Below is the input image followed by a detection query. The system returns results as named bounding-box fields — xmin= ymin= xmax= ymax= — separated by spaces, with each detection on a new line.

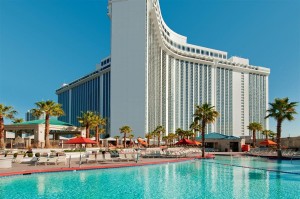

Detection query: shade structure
xmin=65 ymin=137 xmax=97 ymax=145
xmin=176 ymin=138 xmax=198 ymax=145
xmin=259 ymin=139 xmax=277 ymax=146
xmin=65 ymin=137 xmax=96 ymax=167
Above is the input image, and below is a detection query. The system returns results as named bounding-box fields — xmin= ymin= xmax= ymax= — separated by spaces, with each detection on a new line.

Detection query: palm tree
xmin=247 ymin=122 xmax=263 ymax=147
xmin=175 ymin=128 xmax=184 ymax=140
xmin=77 ymin=111 xmax=95 ymax=139
xmin=91 ymin=114 xmax=106 ymax=147
xmin=194 ymin=103 xmax=219 ymax=158
xmin=145 ymin=132 xmax=153 ymax=147
xmin=154 ymin=125 xmax=165 ymax=146
xmin=168 ymin=133 xmax=176 ymax=146
xmin=262 ymin=130 xmax=275 ymax=140
xmin=32 ymin=100 xmax=64 ymax=148
xmin=12 ymin=118 xmax=23 ymax=124
xmin=190 ymin=121 xmax=201 ymax=139
xmin=119 ymin=125 xmax=132 ymax=148
xmin=114 ymin=136 xmax=120 ymax=147
xmin=0 ymin=104 xmax=17 ymax=148
xmin=162 ymin=136 xmax=168 ymax=146
xmin=265 ymin=97 xmax=298 ymax=158
xmin=129 ymin=134 xmax=134 ymax=147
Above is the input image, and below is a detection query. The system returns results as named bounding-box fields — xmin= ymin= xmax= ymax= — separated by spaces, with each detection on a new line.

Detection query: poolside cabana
xmin=4 ymin=119 xmax=85 ymax=148
xmin=196 ymin=133 xmax=245 ymax=152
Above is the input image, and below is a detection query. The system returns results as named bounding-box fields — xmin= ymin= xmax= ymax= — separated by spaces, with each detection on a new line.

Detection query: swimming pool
xmin=0 ymin=157 xmax=299 ymax=199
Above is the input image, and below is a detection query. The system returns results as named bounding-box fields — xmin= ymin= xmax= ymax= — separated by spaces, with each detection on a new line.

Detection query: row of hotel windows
xmin=155 ymin=2 xmax=226 ymax=59
xmin=153 ymin=1 xmax=227 ymax=60
xmin=101 ymin=58 xmax=111 ymax=66
xmin=161 ymin=27 xmax=226 ymax=59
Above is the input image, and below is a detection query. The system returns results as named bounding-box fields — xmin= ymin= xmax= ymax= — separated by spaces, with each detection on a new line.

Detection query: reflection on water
xmin=0 ymin=157 xmax=300 ymax=199
xmin=37 ymin=175 xmax=45 ymax=195
xmin=248 ymin=171 xmax=265 ymax=180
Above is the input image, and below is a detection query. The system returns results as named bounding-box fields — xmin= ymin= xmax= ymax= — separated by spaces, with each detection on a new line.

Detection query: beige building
xmin=196 ymin=133 xmax=245 ymax=152
xmin=4 ymin=119 xmax=85 ymax=148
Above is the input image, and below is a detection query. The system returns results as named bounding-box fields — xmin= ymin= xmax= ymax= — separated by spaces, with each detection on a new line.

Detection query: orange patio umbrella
xmin=193 ymin=140 xmax=202 ymax=146
xmin=259 ymin=139 xmax=277 ymax=146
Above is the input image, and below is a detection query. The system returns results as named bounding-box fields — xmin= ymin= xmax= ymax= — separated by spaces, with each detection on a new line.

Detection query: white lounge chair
xmin=12 ymin=155 xmax=24 ymax=163
xmin=47 ymin=157 xmax=58 ymax=165
xmin=36 ymin=157 xmax=48 ymax=166
xmin=86 ymin=155 xmax=97 ymax=163
xmin=104 ymin=153 xmax=114 ymax=162
xmin=117 ymin=153 xmax=129 ymax=162
xmin=57 ymin=156 xmax=67 ymax=165
xmin=97 ymin=154 xmax=105 ymax=162
xmin=126 ymin=153 xmax=137 ymax=161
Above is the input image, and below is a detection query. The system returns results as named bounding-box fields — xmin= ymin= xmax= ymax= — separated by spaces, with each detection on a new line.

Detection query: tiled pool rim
xmin=0 ymin=158 xmax=194 ymax=178
xmin=1 ymin=157 xmax=299 ymax=178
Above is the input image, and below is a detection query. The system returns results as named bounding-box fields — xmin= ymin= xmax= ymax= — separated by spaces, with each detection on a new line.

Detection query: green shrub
xmin=35 ymin=152 xmax=41 ymax=157
xmin=27 ymin=153 xmax=33 ymax=157
xmin=63 ymin=149 xmax=86 ymax=152
xmin=13 ymin=153 xmax=18 ymax=158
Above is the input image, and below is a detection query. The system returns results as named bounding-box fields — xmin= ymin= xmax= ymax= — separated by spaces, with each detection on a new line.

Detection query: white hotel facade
xmin=57 ymin=0 xmax=270 ymax=138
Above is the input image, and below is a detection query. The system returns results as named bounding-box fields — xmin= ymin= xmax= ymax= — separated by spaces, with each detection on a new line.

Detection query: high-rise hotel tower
xmin=56 ymin=0 xmax=270 ymax=138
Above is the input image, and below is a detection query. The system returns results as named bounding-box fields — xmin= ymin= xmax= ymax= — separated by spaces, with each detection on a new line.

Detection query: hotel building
xmin=56 ymin=0 xmax=270 ymax=138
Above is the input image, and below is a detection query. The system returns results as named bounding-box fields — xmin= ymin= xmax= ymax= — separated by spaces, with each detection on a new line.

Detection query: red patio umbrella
xmin=65 ymin=137 xmax=97 ymax=145
xmin=175 ymin=138 xmax=197 ymax=145
xmin=65 ymin=137 xmax=97 ymax=167
xmin=259 ymin=139 xmax=277 ymax=146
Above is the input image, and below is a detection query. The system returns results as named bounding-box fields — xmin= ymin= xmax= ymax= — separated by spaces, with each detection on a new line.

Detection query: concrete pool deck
xmin=0 ymin=152 xmax=248 ymax=177
xmin=0 ymin=157 xmax=197 ymax=177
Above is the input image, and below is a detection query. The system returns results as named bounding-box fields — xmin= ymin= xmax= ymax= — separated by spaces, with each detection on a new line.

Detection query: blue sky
xmin=0 ymin=0 xmax=299 ymax=137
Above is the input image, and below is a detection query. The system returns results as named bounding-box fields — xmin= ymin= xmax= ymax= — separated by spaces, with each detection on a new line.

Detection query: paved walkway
xmin=0 ymin=152 xmax=247 ymax=177
xmin=0 ymin=157 xmax=195 ymax=177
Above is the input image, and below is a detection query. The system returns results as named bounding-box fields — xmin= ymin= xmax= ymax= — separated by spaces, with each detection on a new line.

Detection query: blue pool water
xmin=0 ymin=157 xmax=299 ymax=199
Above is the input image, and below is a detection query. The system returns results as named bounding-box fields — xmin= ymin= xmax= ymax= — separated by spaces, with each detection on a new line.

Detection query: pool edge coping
xmin=0 ymin=158 xmax=194 ymax=177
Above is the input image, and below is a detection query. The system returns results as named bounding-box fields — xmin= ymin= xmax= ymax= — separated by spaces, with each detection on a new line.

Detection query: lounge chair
xmin=127 ymin=153 xmax=137 ymax=161
xmin=29 ymin=157 xmax=39 ymax=164
xmin=117 ymin=153 xmax=129 ymax=162
xmin=104 ymin=153 xmax=114 ymax=162
xmin=47 ymin=157 xmax=59 ymax=165
xmin=57 ymin=156 xmax=67 ymax=165
xmin=97 ymin=154 xmax=105 ymax=162
xmin=12 ymin=155 xmax=23 ymax=163
xmin=36 ymin=157 xmax=48 ymax=166
xmin=86 ymin=154 xmax=97 ymax=163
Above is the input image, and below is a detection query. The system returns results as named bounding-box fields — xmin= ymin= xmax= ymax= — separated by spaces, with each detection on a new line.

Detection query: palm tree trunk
xmin=0 ymin=116 xmax=5 ymax=149
xmin=124 ymin=133 xmax=126 ymax=148
xmin=147 ymin=137 xmax=150 ymax=148
xmin=277 ymin=120 xmax=282 ymax=158
xmin=130 ymin=138 xmax=132 ymax=148
xmin=202 ymin=121 xmax=206 ymax=158
xmin=44 ymin=114 xmax=51 ymax=148
xmin=86 ymin=126 xmax=91 ymax=148
xmin=95 ymin=126 xmax=99 ymax=147
xmin=253 ymin=130 xmax=256 ymax=148
xmin=158 ymin=133 xmax=160 ymax=146
xmin=86 ymin=125 xmax=90 ymax=138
